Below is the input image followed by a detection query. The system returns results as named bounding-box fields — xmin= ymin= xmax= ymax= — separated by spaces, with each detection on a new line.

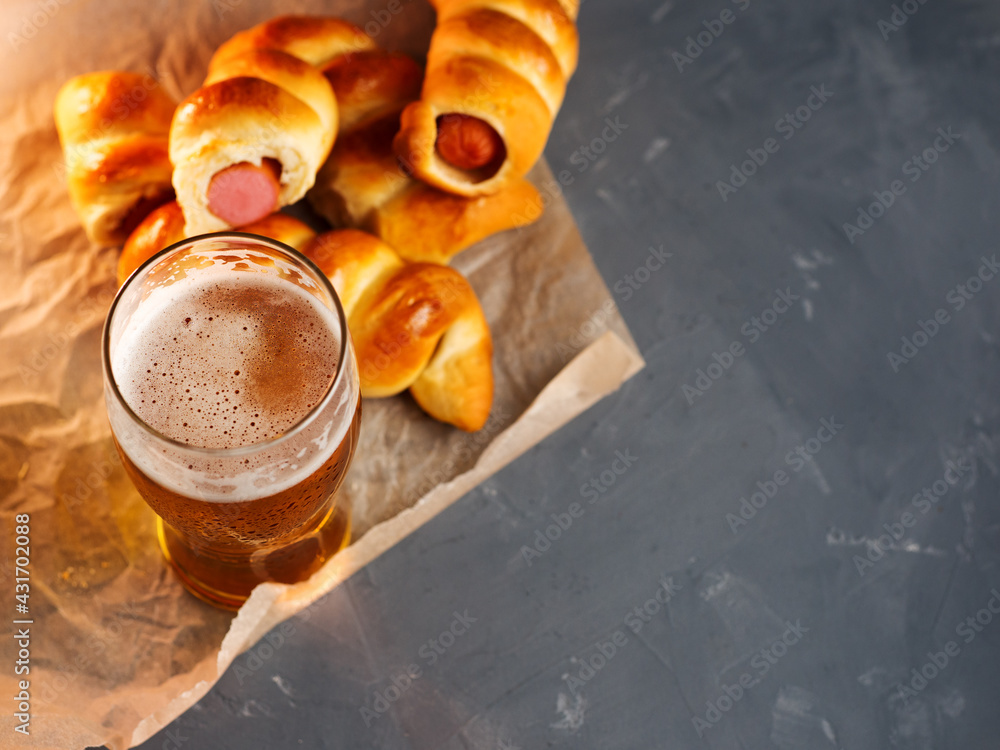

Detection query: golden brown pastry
xmin=54 ymin=71 xmax=177 ymax=246
xmin=235 ymin=211 xmax=317 ymax=252
xmin=372 ymin=177 xmax=542 ymax=264
xmin=308 ymin=49 xmax=543 ymax=264
xmin=117 ymin=201 xmax=315 ymax=285
xmin=210 ymin=15 xmax=376 ymax=69
xmin=302 ymin=229 xmax=493 ymax=430
xmin=170 ymin=47 xmax=337 ymax=235
xmin=393 ymin=0 xmax=580 ymax=197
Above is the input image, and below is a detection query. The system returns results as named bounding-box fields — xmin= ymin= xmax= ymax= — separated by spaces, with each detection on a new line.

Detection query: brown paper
xmin=0 ymin=2 xmax=644 ymax=748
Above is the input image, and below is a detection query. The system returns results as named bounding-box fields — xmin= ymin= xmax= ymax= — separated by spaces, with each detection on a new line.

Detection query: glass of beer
xmin=102 ymin=233 xmax=361 ymax=609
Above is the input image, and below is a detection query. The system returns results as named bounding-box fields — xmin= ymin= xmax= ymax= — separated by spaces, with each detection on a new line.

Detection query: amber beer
xmin=103 ymin=235 xmax=361 ymax=609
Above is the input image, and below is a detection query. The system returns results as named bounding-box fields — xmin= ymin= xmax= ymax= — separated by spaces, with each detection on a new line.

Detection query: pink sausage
xmin=207 ymin=159 xmax=282 ymax=227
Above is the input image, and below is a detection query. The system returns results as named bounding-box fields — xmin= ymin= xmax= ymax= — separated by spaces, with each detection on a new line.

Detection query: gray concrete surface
xmin=128 ymin=0 xmax=1000 ymax=747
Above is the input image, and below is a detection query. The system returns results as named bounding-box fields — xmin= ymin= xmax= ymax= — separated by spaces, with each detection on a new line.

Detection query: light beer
xmin=104 ymin=236 xmax=361 ymax=608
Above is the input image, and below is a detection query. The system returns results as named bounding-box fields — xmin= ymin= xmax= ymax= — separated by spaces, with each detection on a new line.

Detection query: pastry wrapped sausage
xmin=303 ymin=229 xmax=494 ymax=430
xmin=54 ymin=71 xmax=176 ymax=246
xmin=309 ymin=48 xmax=543 ymax=264
xmin=393 ymin=0 xmax=580 ymax=197
xmin=170 ymin=46 xmax=337 ymax=235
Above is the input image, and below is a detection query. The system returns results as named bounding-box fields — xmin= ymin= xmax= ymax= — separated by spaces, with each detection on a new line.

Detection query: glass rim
xmin=102 ymin=231 xmax=353 ymax=459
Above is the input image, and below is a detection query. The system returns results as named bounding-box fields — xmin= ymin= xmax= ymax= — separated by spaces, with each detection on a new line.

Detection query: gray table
xmin=128 ymin=0 xmax=1000 ymax=747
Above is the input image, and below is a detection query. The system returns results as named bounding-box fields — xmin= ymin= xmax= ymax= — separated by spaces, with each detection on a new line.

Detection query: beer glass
xmin=102 ymin=233 xmax=361 ymax=609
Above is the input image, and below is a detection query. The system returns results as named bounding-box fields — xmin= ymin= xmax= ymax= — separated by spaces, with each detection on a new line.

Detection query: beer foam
xmin=111 ymin=266 xmax=357 ymax=502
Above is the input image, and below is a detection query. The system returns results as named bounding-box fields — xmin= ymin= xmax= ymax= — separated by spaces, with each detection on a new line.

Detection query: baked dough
xmin=54 ymin=71 xmax=176 ymax=246
xmin=309 ymin=49 xmax=543 ymax=264
xmin=393 ymin=0 xmax=579 ymax=197
xmin=170 ymin=47 xmax=336 ymax=234
xmin=118 ymin=201 xmax=315 ymax=284
xmin=303 ymin=229 xmax=494 ymax=430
